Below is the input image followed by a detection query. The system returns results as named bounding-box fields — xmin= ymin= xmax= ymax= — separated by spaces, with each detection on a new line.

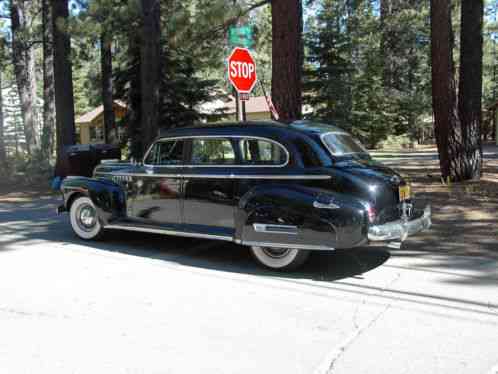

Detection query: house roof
xmin=75 ymin=100 xmax=127 ymax=124
xmin=198 ymin=96 xmax=271 ymax=115
xmin=225 ymin=96 xmax=270 ymax=114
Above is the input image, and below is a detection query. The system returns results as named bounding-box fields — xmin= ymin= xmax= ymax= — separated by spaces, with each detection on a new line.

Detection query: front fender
xmin=61 ymin=177 xmax=126 ymax=225
xmin=236 ymin=184 xmax=368 ymax=250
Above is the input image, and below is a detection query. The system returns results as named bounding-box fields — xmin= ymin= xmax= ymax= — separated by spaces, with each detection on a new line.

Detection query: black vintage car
xmin=59 ymin=120 xmax=431 ymax=270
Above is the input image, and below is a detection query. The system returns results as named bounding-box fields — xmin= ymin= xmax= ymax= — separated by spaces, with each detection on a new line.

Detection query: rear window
xmin=321 ymin=133 xmax=368 ymax=156
xmin=238 ymin=138 xmax=288 ymax=166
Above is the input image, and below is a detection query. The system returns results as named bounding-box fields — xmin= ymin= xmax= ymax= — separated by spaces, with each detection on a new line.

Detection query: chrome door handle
xmin=313 ymin=200 xmax=340 ymax=209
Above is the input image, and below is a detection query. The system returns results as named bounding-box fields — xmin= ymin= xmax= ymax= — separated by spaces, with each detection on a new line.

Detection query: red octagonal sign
xmin=227 ymin=47 xmax=257 ymax=94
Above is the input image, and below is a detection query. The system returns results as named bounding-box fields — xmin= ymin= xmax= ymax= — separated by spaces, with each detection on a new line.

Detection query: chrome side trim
xmin=142 ymin=135 xmax=290 ymax=168
xmin=313 ymin=200 xmax=340 ymax=209
xmin=96 ymin=172 xmax=331 ymax=180
xmin=63 ymin=186 xmax=88 ymax=192
xmin=253 ymin=223 xmax=298 ymax=235
xmin=242 ymin=240 xmax=335 ymax=251
xmin=104 ymin=225 xmax=335 ymax=251
xmin=104 ymin=224 xmax=234 ymax=241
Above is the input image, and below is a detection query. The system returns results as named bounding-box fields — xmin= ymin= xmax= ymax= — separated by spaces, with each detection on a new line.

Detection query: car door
xmin=130 ymin=139 xmax=185 ymax=227
xmin=182 ymin=137 xmax=238 ymax=238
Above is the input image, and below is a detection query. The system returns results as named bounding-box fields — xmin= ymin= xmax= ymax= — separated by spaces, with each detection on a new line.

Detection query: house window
xmin=89 ymin=124 xmax=104 ymax=143
xmin=75 ymin=125 xmax=81 ymax=144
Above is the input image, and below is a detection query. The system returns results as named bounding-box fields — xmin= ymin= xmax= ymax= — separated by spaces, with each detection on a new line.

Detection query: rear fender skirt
xmin=236 ymin=184 xmax=369 ymax=249
xmin=236 ymin=184 xmax=338 ymax=248
xmin=61 ymin=177 xmax=126 ymax=226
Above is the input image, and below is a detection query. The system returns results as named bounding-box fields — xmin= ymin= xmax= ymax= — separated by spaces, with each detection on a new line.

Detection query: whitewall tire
xmin=69 ymin=196 xmax=104 ymax=240
xmin=249 ymin=246 xmax=310 ymax=271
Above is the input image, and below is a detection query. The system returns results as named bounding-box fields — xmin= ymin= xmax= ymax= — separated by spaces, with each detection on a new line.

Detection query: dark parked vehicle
xmin=58 ymin=121 xmax=431 ymax=270
xmin=56 ymin=144 xmax=121 ymax=178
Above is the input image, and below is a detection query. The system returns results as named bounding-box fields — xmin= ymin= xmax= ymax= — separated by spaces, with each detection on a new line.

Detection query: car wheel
xmin=69 ymin=196 xmax=105 ymax=240
xmin=249 ymin=246 xmax=310 ymax=271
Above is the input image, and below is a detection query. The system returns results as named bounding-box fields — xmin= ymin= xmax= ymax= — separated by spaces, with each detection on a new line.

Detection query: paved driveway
xmin=0 ymin=197 xmax=497 ymax=374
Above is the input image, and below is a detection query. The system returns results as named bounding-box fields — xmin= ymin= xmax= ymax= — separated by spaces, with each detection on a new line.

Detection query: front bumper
xmin=368 ymin=204 xmax=432 ymax=242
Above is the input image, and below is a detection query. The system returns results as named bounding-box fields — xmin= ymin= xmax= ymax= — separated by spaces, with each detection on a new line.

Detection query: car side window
xmin=239 ymin=138 xmax=288 ymax=166
xmin=144 ymin=140 xmax=184 ymax=165
xmin=191 ymin=138 xmax=236 ymax=165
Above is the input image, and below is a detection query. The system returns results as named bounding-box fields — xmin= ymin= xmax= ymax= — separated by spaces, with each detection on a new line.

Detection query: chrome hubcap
xmin=77 ymin=204 xmax=96 ymax=230
xmin=261 ymin=247 xmax=291 ymax=259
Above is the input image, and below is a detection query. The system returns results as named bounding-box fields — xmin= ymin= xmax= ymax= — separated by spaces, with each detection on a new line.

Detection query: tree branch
xmin=198 ymin=0 xmax=271 ymax=40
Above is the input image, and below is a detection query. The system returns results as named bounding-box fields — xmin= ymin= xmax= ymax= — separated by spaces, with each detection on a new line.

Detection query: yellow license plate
xmin=399 ymin=185 xmax=411 ymax=201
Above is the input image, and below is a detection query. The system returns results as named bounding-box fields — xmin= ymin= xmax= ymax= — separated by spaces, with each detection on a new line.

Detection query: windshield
xmin=321 ymin=132 xmax=369 ymax=157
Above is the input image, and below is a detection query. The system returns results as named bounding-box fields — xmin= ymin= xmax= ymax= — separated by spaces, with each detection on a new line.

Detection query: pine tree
xmin=52 ymin=0 xmax=76 ymax=170
xmin=458 ymin=0 xmax=484 ymax=180
xmin=10 ymin=0 xmax=40 ymax=156
xmin=140 ymin=0 xmax=161 ymax=153
xmin=430 ymin=0 xmax=484 ymax=181
xmin=271 ymin=0 xmax=303 ymax=123
xmin=305 ymin=0 xmax=354 ymax=130
xmin=0 ymin=66 xmax=6 ymax=169
xmin=42 ymin=0 xmax=56 ymax=159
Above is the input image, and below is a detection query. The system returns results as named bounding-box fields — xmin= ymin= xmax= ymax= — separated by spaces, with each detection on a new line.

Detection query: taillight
xmin=367 ymin=205 xmax=376 ymax=223
xmin=361 ymin=202 xmax=376 ymax=223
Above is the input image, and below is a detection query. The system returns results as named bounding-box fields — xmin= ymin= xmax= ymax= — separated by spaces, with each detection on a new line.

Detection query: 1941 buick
xmin=58 ymin=120 xmax=431 ymax=270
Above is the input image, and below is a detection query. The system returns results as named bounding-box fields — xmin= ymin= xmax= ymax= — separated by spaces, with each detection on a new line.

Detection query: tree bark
xmin=271 ymin=0 xmax=303 ymax=123
xmin=10 ymin=0 xmax=39 ymax=156
xmin=0 ymin=69 xmax=6 ymax=168
xmin=101 ymin=33 xmax=116 ymax=145
xmin=457 ymin=0 xmax=484 ymax=180
xmin=42 ymin=0 xmax=56 ymax=159
xmin=52 ymin=0 xmax=76 ymax=170
xmin=140 ymin=0 xmax=161 ymax=154
xmin=430 ymin=0 xmax=463 ymax=181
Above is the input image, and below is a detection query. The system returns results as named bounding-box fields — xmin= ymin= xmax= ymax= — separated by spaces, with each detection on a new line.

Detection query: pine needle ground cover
xmin=372 ymin=144 xmax=498 ymax=259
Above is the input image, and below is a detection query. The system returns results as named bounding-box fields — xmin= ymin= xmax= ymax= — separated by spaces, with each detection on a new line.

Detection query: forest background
xmin=0 ymin=0 xmax=497 ymax=183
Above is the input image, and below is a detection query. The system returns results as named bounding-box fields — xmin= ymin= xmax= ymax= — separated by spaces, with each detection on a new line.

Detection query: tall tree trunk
xmin=457 ymin=0 xmax=484 ymax=180
xmin=0 ymin=69 xmax=6 ymax=168
xmin=101 ymin=33 xmax=116 ymax=145
xmin=52 ymin=0 xmax=76 ymax=172
xmin=10 ymin=0 xmax=39 ymax=156
xmin=42 ymin=0 xmax=56 ymax=159
xmin=125 ymin=31 xmax=142 ymax=159
xmin=140 ymin=0 xmax=161 ymax=155
xmin=430 ymin=0 xmax=461 ymax=181
xmin=271 ymin=0 xmax=303 ymax=123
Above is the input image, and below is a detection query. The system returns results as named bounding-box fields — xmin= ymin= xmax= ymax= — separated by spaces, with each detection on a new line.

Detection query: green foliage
xmin=304 ymin=0 xmax=432 ymax=148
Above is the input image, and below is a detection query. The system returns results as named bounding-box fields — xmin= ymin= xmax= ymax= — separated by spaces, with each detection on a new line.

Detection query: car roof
xmin=157 ymin=120 xmax=346 ymax=141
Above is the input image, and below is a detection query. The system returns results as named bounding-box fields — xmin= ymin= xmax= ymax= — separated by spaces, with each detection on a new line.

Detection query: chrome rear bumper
xmin=368 ymin=204 xmax=432 ymax=242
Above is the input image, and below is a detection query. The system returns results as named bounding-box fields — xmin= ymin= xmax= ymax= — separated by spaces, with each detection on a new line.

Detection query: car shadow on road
xmin=60 ymin=228 xmax=390 ymax=282
xmin=0 ymin=199 xmax=389 ymax=282
xmin=164 ymin=241 xmax=391 ymax=282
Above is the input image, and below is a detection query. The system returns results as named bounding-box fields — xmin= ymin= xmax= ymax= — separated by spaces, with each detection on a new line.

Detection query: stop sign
xmin=227 ymin=47 xmax=257 ymax=94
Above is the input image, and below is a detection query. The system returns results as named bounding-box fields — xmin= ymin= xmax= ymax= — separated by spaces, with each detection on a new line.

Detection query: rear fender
xmin=236 ymin=184 xmax=368 ymax=249
xmin=61 ymin=177 xmax=126 ymax=225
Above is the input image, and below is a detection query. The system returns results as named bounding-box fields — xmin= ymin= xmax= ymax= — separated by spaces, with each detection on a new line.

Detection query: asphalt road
xmin=0 ymin=197 xmax=497 ymax=374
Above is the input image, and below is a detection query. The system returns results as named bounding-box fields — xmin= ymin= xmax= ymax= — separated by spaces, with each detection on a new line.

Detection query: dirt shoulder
xmin=373 ymin=146 xmax=498 ymax=259
xmin=0 ymin=181 xmax=57 ymax=202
